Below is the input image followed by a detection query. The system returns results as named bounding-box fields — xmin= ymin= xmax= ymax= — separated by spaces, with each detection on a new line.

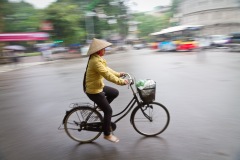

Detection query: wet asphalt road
xmin=0 ymin=48 xmax=240 ymax=160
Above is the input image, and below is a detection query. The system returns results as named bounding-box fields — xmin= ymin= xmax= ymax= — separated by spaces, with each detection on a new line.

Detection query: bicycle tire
xmin=64 ymin=106 xmax=103 ymax=143
xmin=131 ymin=102 xmax=170 ymax=136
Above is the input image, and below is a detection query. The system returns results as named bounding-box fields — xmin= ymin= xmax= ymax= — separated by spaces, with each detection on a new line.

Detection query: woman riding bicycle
xmin=83 ymin=38 xmax=129 ymax=143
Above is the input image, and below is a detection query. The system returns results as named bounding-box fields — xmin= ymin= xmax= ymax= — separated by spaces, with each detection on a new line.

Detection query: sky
xmin=9 ymin=0 xmax=172 ymax=12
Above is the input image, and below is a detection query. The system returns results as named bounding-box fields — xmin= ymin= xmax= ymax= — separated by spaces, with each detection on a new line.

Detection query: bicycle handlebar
xmin=123 ymin=73 xmax=134 ymax=85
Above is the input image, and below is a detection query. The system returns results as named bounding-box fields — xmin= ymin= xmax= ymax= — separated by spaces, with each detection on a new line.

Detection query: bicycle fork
xmin=140 ymin=104 xmax=153 ymax=122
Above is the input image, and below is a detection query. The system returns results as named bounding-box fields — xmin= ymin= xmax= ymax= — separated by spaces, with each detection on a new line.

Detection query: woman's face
xmin=98 ymin=49 xmax=105 ymax=56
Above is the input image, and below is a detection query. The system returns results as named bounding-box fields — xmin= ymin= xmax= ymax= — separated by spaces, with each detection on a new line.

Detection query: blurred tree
xmin=0 ymin=0 xmax=9 ymax=57
xmin=168 ymin=0 xmax=181 ymax=26
xmin=170 ymin=0 xmax=181 ymax=22
xmin=133 ymin=12 xmax=171 ymax=41
xmin=170 ymin=0 xmax=181 ymax=15
xmin=84 ymin=0 xmax=129 ymax=39
xmin=3 ymin=1 xmax=41 ymax=32
xmin=0 ymin=0 xmax=8 ymax=33
xmin=44 ymin=3 xmax=85 ymax=44
xmin=55 ymin=0 xmax=129 ymax=39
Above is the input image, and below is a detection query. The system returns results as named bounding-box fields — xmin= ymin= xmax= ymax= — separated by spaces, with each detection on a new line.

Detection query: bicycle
xmin=59 ymin=73 xmax=170 ymax=143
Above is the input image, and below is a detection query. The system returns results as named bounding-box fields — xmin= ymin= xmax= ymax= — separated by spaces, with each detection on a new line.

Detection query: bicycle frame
xmin=62 ymin=73 xmax=170 ymax=142
xmin=111 ymin=73 xmax=144 ymax=123
xmin=62 ymin=74 xmax=146 ymax=128
xmin=112 ymin=92 xmax=140 ymax=123
xmin=84 ymin=73 xmax=143 ymax=124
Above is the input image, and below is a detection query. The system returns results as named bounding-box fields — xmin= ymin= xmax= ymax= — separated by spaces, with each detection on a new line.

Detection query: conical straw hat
xmin=87 ymin=38 xmax=112 ymax=55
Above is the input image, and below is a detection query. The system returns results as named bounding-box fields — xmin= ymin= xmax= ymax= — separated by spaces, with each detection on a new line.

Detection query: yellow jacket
xmin=85 ymin=54 xmax=125 ymax=94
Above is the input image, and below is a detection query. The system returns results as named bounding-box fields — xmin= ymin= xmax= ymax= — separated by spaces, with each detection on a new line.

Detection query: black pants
xmin=86 ymin=86 xmax=119 ymax=136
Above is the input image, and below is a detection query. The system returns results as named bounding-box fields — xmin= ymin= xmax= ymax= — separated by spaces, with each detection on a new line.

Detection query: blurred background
xmin=1 ymin=1 xmax=240 ymax=160
xmin=0 ymin=0 xmax=240 ymax=63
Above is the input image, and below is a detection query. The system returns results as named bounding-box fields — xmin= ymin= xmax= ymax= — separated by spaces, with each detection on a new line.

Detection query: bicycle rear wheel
xmin=131 ymin=102 xmax=170 ymax=136
xmin=64 ymin=107 xmax=103 ymax=143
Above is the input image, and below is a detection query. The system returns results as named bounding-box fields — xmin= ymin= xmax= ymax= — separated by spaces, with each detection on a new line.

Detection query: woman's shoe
xmin=104 ymin=134 xmax=119 ymax=143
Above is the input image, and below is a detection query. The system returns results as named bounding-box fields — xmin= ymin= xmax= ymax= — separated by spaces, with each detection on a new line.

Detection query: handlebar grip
xmin=124 ymin=73 xmax=134 ymax=85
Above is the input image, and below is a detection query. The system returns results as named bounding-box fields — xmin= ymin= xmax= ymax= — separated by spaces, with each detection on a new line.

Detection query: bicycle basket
xmin=137 ymin=80 xmax=156 ymax=103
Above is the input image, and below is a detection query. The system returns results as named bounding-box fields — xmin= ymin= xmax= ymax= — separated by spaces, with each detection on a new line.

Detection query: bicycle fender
xmin=62 ymin=110 xmax=72 ymax=124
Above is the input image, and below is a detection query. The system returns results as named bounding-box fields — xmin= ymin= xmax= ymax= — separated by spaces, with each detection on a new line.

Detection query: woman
xmin=83 ymin=38 xmax=128 ymax=143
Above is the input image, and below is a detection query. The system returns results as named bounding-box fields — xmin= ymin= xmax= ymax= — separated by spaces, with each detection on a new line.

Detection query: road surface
xmin=0 ymin=48 xmax=240 ymax=160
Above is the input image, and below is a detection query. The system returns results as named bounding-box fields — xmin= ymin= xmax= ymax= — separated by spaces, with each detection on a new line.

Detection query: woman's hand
xmin=120 ymin=72 xmax=129 ymax=85
xmin=124 ymin=79 xmax=130 ymax=85
xmin=120 ymin=72 xmax=126 ymax=77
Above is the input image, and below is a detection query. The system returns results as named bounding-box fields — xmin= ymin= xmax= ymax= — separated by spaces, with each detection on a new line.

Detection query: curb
xmin=0 ymin=56 xmax=88 ymax=74
xmin=0 ymin=51 xmax=121 ymax=74
xmin=0 ymin=61 xmax=51 ymax=73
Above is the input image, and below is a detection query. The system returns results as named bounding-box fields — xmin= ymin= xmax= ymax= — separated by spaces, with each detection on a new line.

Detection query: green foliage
xmin=19 ymin=52 xmax=41 ymax=57
xmin=87 ymin=0 xmax=101 ymax=11
xmin=131 ymin=0 xmax=182 ymax=41
xmin=45 ymin=0 xmax=129 ymax=42
xmin=133 ymin=12 xmax=172 ymax=40
xmin=3 ymin=1 xmax=41 ymax=32
xmin=44 ymin=3 xmax=85 ymax=44
xmin=0 ymin=0 xmax=7 ymax=32
xmin=1 ymin=0 xmax=174 ymax=45
xmin=171 ymin=0 xmax=181 ymax=14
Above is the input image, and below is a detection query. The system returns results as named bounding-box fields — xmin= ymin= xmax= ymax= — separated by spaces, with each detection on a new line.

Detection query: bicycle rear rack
xmin=68 ymin=102 xmax=95 ymax=109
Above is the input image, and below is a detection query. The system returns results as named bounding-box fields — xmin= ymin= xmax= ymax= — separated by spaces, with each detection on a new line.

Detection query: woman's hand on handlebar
xmin=120 ymin=72 xmax=126 ymax=77
xmin=120 ymin=72 xmax=133 ymax=85
xmin=120 ymin=72 xmax=130 ymax=85
xmin=124 ymin=79 xmax=130 ymax=85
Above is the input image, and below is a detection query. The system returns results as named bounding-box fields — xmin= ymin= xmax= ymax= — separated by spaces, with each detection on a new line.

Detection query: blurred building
xmin=179 ymin=0 xmax=240 ymax=35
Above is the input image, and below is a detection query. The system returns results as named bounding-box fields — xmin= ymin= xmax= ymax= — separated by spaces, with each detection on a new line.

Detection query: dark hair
xmin=83 ymin=55 xmax=92 ymax=93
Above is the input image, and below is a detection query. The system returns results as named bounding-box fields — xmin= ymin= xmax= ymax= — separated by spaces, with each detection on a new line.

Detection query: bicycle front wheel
xmin=131 ymin=102 xmax=170 ymax=136
xmin=64 ymin=107 xmax=103 ymax=143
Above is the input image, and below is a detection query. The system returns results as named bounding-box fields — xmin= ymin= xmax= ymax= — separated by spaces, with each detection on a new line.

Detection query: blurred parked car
xmin=224 ymin=33 xmax=240 ymax=52
xmin=133 ymin=43 xmax=146 ymax=49
xmin=51 ymin=47 xmax=68 ymax=54
xmin=209 ymin=35 xmax=230 ymax=47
